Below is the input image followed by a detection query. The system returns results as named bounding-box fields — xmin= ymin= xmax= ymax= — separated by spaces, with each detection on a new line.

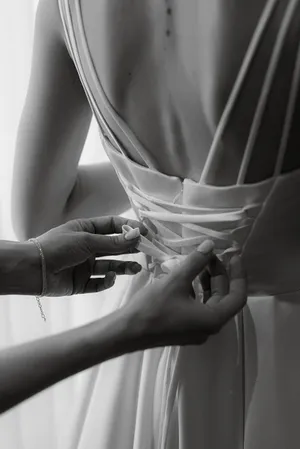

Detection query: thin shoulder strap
xmin=200 ymin=0 xmax=279 ymax=184
xmin=62 ymin=0 xmax=159 ymax=170
xmin=273 ymin=35 xmax=300 ymax=176
xmin=237 ymin=0 xmax=300 ymax=184
xmin=59 ymin=0 xmax=157 ymax=170
xmin=58 ymin=0 xmax=129 ymax=156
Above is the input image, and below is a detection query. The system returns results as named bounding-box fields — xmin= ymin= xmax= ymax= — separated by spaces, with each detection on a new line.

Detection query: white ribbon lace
xmin=122 ymin=182 xmax=251 ymax=298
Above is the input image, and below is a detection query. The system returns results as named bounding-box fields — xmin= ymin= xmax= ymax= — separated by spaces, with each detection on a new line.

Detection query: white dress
xmin=57 ymin=0 xmax=300 ymax=448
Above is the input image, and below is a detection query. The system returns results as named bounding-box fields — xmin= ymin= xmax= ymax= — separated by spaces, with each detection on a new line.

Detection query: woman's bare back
xmin=77 ymin=0 xmax=300 ymax=184
xmin=12 ymin=0 xmax=300 ymax=240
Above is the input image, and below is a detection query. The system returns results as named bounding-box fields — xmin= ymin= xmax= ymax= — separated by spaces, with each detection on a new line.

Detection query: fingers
xmin=83 ymin=272 xmax=116 ymax=294
xmin=84 ymin=231 xmax=141 ymax=256
xmin=199 ymin=269 xmax=211 ymax=303
xmin=93 ymin=259 xmax=142 ymax=276
xmin=68 ymin=216 xmax=148 ymax=237
xmin=205 ymin=255 xmax=229 ymax=306
xmin=213 ymin=255 xmax=247 ymax=323
xmin=83 ymin=259 xmax=143 ymax=294
xmin=170 ymin=240 xmax=214 ymax=285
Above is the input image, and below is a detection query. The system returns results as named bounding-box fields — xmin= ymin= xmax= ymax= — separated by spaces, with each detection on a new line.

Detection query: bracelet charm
xmin=29 ymin=238 xmax=47 ymax=322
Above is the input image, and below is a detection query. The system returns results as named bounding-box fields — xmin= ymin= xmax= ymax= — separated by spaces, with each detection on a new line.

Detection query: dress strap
xmin=200 ymin=0 xmax=279 ymax=184
xmin=60 ymin=0 xmax=159 ymax=171
xmin=273 ymin=35 xmax=300 ymax=176
xmin=58 ymin=0 xmax=128 ymax=156
xmin=237 ymin=0 xmax=300 ymax=184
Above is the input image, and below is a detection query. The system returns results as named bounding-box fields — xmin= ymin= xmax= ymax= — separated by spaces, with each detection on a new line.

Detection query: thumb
xmin=171 ymin=240 xmax=215 ymax=285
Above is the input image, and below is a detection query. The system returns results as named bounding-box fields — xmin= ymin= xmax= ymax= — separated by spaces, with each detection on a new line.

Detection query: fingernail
xmin=124 ymin=228 xmax=140 ymax=241
xmin=130 ymin=263 xmax=142 ymax=274
xmin=197 ymin=240 xmax=214 ymax=254
xmin=105 ymin=272 xmax=116 ymax=287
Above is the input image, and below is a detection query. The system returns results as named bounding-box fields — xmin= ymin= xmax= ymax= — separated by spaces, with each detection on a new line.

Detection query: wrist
xmin=115 ymin=304 xmax=159 ymax=353
xmin=0 ymin=240 xmax=42 ymax=296
xmin=80 ymin=306 xmax=152 ymax=366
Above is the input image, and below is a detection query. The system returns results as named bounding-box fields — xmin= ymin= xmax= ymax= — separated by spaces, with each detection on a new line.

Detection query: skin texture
xmin=12 ymin=0 xmax=300 ymax=240
xmin=79 ymin=0 xmax=300 ymax=182
xmin=0 ymin=216 xmax=147 ymax=296
xmin=0 ymin=230 xmax=246 ymax=415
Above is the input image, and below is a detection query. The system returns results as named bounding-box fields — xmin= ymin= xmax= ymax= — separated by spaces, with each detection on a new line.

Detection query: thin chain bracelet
xmin=29 ymin=238 xmax=47 ymax=322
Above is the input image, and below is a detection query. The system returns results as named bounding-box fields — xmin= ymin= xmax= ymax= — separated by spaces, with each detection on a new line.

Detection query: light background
xmin=0 ymin=2 xmax=113 ymax=447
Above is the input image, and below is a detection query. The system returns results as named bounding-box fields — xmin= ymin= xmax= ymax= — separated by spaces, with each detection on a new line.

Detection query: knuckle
xmin=67 ymin=219 xmax=82 ymax=231
xmin=73 ymin=218 xmax=94 ymax=234
xmin=74 ymin=218 xmax=86 ymax=230
xmin=83 ymin=232 xmax=93 ymax=249
xmin=110 ymin=234 xmax=121 ymax=247
xmin=110 ymin=216 xmax=120 ymax=233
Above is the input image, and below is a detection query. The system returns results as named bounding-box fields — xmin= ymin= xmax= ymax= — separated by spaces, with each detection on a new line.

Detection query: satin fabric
xmin=57 ymin=0 xmax=300 ymax=447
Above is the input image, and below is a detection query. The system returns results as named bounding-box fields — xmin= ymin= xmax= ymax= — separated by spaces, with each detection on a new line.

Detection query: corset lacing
xmin=121 ymin=182 xmax=254 ymax=298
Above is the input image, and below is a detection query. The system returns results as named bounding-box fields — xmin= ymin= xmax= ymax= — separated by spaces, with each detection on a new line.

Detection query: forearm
xmin=0 ymin=240 xmax=41 ymax=296
xmin=0 ymin=307 xmax=144 ymax=414
xmin=63 ymin=162 xmax=130 ymax=223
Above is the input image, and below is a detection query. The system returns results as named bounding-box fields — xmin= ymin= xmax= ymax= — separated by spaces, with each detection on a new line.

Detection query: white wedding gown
xmin=54 ymin=0 xmax=300 ymax=448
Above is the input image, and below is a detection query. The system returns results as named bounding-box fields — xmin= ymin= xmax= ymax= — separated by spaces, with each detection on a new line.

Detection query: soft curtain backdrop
xmin=0 ymin=1 xmax=113 ymax=447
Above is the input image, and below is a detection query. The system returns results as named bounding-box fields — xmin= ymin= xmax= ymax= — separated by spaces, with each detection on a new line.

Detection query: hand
xmin=28 ymin=216 xmax=147 ymax=296
xmin=127 ymin=240 xmax=247 ymax=347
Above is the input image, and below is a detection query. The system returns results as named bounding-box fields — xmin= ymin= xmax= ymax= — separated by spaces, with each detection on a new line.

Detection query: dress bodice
xmin=53 ymin=6 xmax=300 ymax=447
xmin=58 ymin=0 xmax=300 ymax=296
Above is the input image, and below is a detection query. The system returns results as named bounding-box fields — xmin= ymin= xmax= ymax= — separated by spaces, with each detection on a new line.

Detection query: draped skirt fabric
xmin=56 ymin=271 xmax=300 ymax=449
xmin=57 ymin=250 xmax=243 ymax=449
